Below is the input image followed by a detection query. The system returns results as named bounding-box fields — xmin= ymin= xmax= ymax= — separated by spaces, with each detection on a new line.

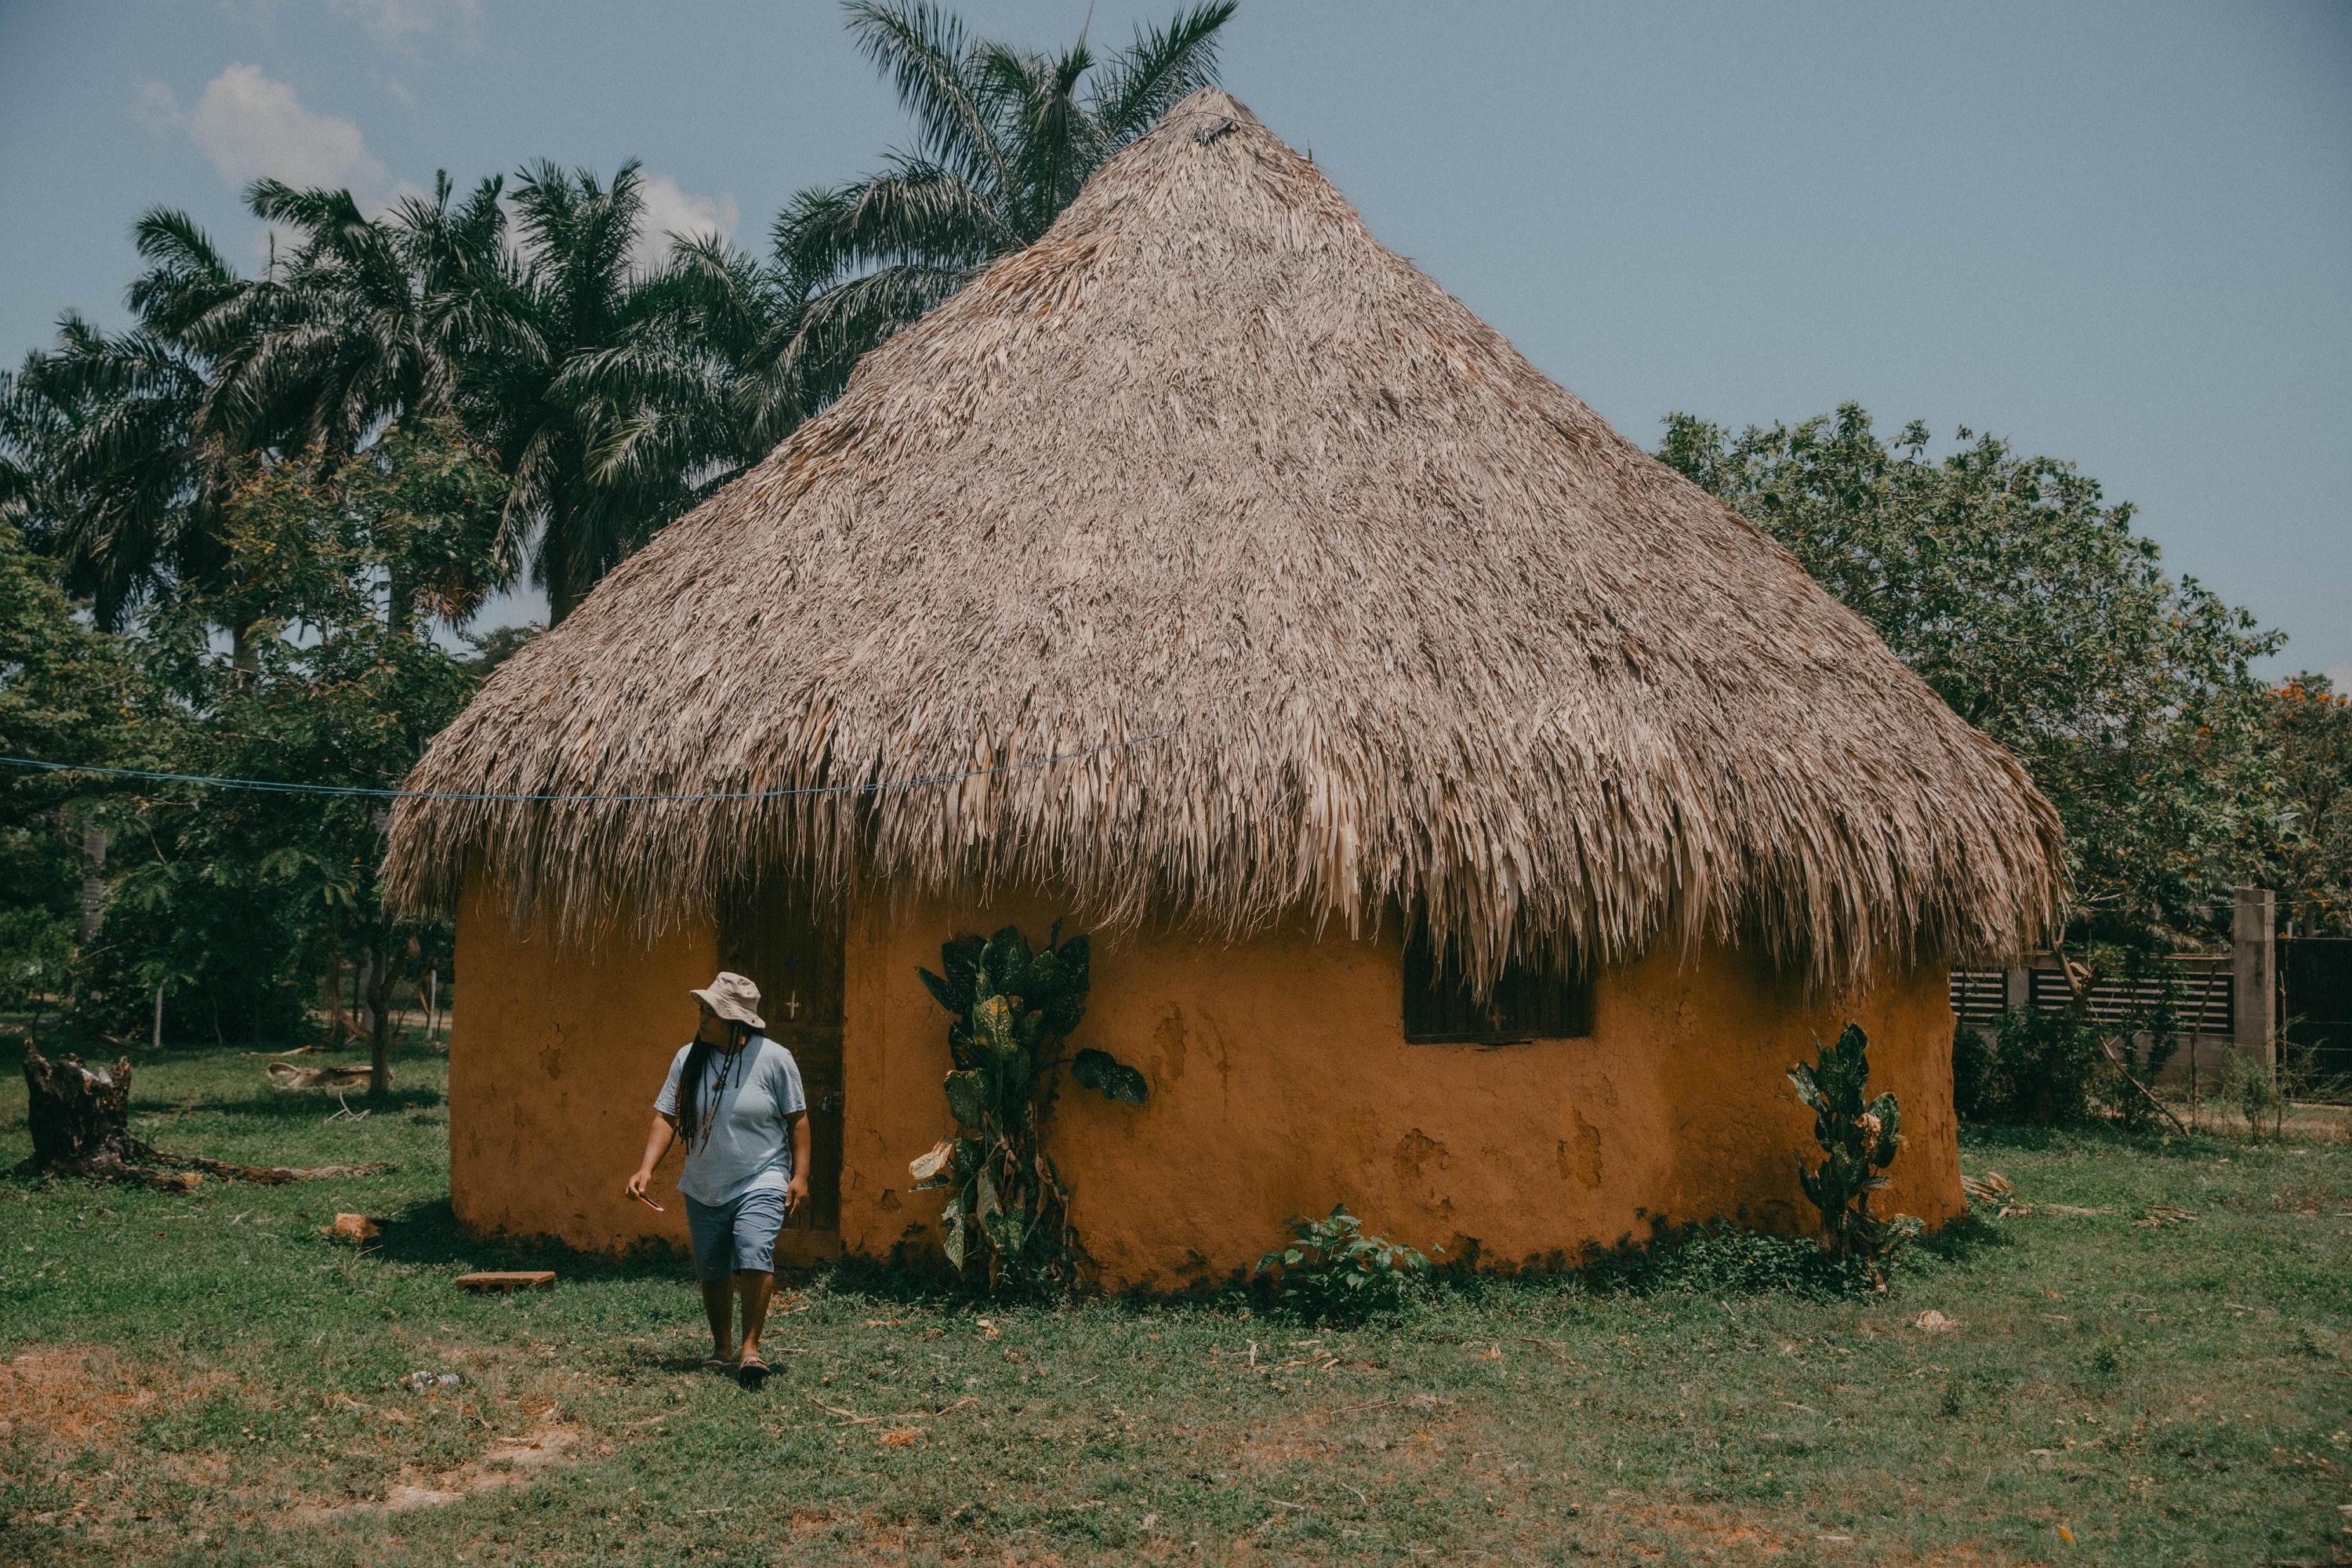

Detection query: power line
xmin=0 ymin=728 xmax=1178 ymax=805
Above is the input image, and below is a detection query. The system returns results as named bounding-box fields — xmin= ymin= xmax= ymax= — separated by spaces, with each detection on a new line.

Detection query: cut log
xmin=16 ymin=1043 xmax=392 ymax=1187
xmin=456 ymin=1271 xmax=555 ymax=1292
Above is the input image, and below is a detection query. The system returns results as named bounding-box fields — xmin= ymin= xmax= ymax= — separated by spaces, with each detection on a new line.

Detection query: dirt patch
xmin=293 ymin=1415 xmax=584 ymax=1519
xmin=0 ymin=1344 xmax=233 ymax=1450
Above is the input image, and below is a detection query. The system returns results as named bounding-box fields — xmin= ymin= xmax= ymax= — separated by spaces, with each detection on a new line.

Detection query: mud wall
xmin=448 ymin=881 xmax=716 ymax=1253
xmin=839 ymin=889 xmax=1963 ymax=1288
xmin=450 ymin=878 xmax=1962 ymax=1282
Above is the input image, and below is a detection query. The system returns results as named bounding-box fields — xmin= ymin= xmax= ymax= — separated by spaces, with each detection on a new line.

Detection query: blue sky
xmin=3 ymin=0 xmax=2347 ymax=680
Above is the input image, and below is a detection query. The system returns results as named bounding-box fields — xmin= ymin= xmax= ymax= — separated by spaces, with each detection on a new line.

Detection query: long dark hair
xmin=675 ymin=1021 xmax=750 ymax=1151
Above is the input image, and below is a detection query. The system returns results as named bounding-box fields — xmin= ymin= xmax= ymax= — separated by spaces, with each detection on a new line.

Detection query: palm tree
xmin=555 ymin=231 xmax=817 ymax=524
xmin=216 ymin=173 xmax=514 ymax=461
xmin=771 ymin=0 xmax=1235 ymax=408
xmin=0 ymin=313 xmax=224 ymax=631
xmin=477 ymin=159 xmax=706 ymax=623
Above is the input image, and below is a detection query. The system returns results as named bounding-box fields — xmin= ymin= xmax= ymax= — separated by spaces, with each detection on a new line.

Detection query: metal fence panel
xmin=1949 ymin=958 xmax=2232 ymax=1036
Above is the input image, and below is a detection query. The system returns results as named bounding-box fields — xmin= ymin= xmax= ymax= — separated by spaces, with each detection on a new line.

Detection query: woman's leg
xmin=682 ymin=1195 xmax=738 ymax=1363
xmin=735 ymin=1270 xmax=776 ymax=1363
xmin=730 ymin=1189 xmax=789 ymax=1380
xmin=701 ymin=1276 xmax=735 ymax=1360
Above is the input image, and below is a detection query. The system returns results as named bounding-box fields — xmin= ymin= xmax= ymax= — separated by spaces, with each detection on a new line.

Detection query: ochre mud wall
xmin=448 ymin=881 xmax=715 ymax=1252
xmin=840 ymin=889 xmax=1964 ymax=1289
xmin=450 ymin=878 xmax=1962 ymax=1283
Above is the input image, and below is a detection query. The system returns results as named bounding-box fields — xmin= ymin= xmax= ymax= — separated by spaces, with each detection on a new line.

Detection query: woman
xmin=625 ymin=971 xmax=809 ymax=1387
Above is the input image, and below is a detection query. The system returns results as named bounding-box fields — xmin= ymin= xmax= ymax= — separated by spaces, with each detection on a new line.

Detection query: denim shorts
xmin=681 ymin=1189 xmax=788 ymax=1280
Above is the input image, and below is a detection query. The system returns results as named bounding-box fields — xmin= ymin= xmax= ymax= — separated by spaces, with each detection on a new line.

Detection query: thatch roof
xmin=386 ymin=88 xmax=2060 ymax=987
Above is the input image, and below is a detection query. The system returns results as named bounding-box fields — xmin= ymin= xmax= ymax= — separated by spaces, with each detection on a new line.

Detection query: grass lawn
xmin=2 ymin=1044 xmax=2347 ymax=1566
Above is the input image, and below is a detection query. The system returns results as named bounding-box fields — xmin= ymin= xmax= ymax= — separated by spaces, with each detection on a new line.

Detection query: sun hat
xmin=690 ymin=971 xmax=765 ymax=1030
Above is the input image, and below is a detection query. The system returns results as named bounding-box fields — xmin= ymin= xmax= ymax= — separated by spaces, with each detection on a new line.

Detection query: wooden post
xmin=2232 ymin=887 xmax=2277 ymax=1075
xmin=151 ymin=985 xmax=164 ymax=1051
xmin=2003 ymin=964 xmax=2031 ymax=1014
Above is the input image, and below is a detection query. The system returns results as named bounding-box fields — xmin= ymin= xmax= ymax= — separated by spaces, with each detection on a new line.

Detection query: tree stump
xmin=16 ymin=1043 xmax=390 ymax=1189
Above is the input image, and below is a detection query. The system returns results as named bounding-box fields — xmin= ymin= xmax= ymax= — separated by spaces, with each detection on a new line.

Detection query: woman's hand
xmin=631 ymin=1113 xmax=677 ymax=1207
xmin=785 ymin=1171 xmax=810 ymax=1216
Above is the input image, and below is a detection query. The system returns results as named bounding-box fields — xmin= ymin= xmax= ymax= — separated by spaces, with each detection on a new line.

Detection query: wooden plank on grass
xmin=456 ymin=1270 xmax=555 ymax=1292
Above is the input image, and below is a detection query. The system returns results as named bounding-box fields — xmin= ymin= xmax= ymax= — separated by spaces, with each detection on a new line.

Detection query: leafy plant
xmin=906 ymin=921 xmax=1146 ymax=1294
xmin=1256 ymin=1206 xmax=1432 ymax=1323
xmin=2216 ymin=1048 xmax=2286 ymax=1141
xmin=1788 ymin=1024 xmax=1922 ymax=1288
xmin=1954 ymin=947 xmax=2189 ymax=1129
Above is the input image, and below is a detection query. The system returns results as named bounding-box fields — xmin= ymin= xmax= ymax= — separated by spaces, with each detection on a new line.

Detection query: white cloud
xmin=141 ymin=65 xmax=391 ymax=204
xmin=632 ymin=173 xmax=739 ymax=274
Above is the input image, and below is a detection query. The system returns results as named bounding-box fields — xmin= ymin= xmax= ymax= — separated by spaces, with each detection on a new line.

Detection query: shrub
xmin=1257 ymin=1206 xmax=1432 ymax=1323
xmin=2217 ymin=1048 xmax=2286 ymax=1140
xmin=1951 ymin=1023 xmax=2003 ymax=1122
xmin=1954 ymin=951 xmax=2188 ymax=1128
xmin=1789 ymin=1023 xmax=1922 ymax=1289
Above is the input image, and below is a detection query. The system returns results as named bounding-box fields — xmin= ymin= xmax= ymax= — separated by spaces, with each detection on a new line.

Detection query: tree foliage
xmin=2260 ymin=675 xmax=2352 ymax=936
xmin=1660 ymin=404 xmax=2283 ymax=945
xmin=0 ymin=521 xmax=138 ymax=1025
xmin=82 ymin=423 xmax=514 ymax=1074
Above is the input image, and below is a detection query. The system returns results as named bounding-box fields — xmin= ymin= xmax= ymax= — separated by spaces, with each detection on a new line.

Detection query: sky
xmin=2 ymin=0 xmax=2347 ymax=681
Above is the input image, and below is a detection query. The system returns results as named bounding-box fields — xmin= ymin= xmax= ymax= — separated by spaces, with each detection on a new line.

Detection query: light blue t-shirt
xmin=654 ymin=1036 xmax=807 ymax=1207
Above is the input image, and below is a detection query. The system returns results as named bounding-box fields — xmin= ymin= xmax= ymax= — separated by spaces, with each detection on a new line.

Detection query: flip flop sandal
xmin=736 ymin=1356 xmax=771 ymax=1388
xmin=701 ymin=1356 xmax=733 ymax=1373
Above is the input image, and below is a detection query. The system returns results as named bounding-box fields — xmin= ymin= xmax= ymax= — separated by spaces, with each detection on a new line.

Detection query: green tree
xmin=2263 ymin=674 xmax=2352 ymax=936
xmin=770 ymin=0 xmax=1234 ymax=410
xmin=1659 ymin=404 xmax=2282 ymax=946
xmin=216 ymin=174 xmax=516 ymax=460
xmin=0 ymin=520 xmax=139 ymax=1036
xmin=96 ymin=419 xmax=512 ymax=1081
xmin=473 ymin=160 xmax=707 ymax=622
xmin=0 ymin=313 xmax=225 ymax=631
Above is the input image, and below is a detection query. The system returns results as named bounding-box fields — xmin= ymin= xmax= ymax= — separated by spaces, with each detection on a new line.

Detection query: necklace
xmin=693 ymin=1035 xmax=748 ymax=1149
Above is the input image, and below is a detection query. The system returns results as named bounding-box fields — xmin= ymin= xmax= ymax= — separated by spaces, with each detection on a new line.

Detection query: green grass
xmin=2 ymin=1044 xmax=2347 ymax=1566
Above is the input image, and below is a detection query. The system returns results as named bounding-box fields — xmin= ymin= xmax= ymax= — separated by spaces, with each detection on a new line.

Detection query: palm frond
xmin=842 ymin=0 xmax=1011 ymax=192
xmin=1091 ymin=0 xmax=1236 ymax=142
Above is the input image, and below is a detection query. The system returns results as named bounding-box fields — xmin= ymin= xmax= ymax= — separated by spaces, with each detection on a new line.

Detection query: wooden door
xmin=719 ymin=881 xmax=844 ymax=1244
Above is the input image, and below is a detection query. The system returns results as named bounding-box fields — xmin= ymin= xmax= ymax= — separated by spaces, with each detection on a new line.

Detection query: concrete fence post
xmin=2232 ymin=887 xmax=2277 ymax=1073
xmin=2003 ymin=964 xmax=2031 ymax=1014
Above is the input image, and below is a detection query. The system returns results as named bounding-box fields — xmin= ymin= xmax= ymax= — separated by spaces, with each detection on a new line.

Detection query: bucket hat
xmin=690 ymin=971 xmax=765 ymax=1030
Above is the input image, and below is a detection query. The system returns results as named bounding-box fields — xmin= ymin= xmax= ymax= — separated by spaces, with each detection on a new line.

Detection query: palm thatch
xmin=385 ymin=89 xmax=2061 ymax=989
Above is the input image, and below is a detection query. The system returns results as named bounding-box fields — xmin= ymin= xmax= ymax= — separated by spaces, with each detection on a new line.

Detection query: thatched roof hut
xmin=391 ymin=90 xmax=2060 ymax=1282
xmin=387 ymin=88 xmax=2056 ymax=988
